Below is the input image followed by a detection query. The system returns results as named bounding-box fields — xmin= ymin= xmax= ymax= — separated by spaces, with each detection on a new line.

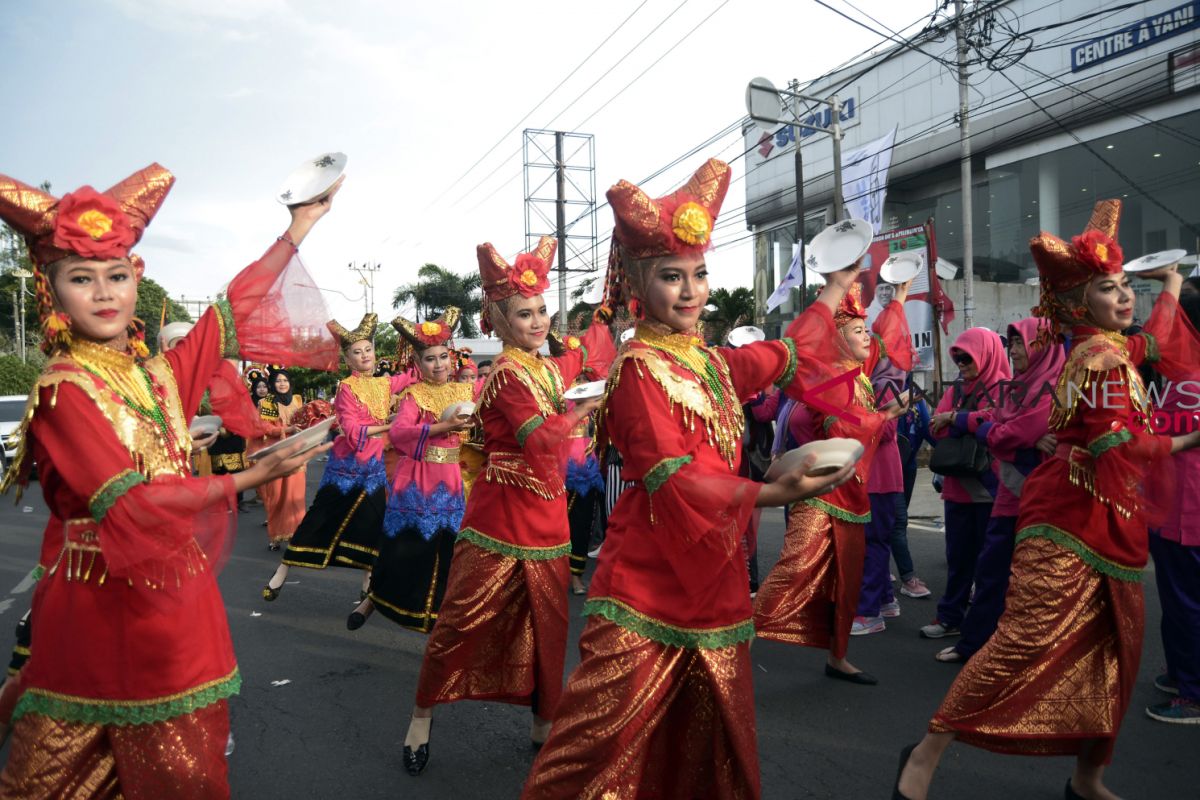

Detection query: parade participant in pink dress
xmin=348 ymin=309 xmax=473 ymax=632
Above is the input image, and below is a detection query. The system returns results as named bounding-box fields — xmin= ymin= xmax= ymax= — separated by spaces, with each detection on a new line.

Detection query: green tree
xmin=391 ymin=264 xmax=483 ymax=338
xmin=137 ymin=277 xmax=194 ymax=354
xmin=0 ymin=354 xmax=39 ymax=394
xmin=704 ymin=287 xmax=755 ymax=345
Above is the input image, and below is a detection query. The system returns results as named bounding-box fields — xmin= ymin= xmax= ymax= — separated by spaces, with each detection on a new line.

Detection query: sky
xmin=1 ymin=0 xmax=939 ymax=326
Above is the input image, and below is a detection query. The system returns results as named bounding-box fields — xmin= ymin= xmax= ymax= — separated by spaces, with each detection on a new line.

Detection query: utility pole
xmin=347 ymin=262 xmax=381 ymax=316
xmin=554 ymin=131 xmax=568 ymax=336
xmin=830 ymin=95 xmax=845 ymax=221
xmin=10 ymin=291 xmax=17 ymax=359
xmin=789 ymin=79 xmax=807 ymax=309
xmin=955 ymin=0 xmax=975 ymax=328
xmin=12 ymin=268 xmax=31 ymax=362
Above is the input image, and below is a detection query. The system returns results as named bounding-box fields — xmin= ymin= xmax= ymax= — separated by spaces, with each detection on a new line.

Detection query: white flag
xmin=765 ymin=245 xmax=802 ymax=313
xmin=841 ymin=126 xmax=896 ymax=234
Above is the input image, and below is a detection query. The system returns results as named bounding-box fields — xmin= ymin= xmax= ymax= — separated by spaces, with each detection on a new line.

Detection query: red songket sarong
xmin=525 ymin=308 xmax=846 ymax=800
xmin=754 ymin=301 xmax=913 ymax=656
xmin=415 ymin=325 xmax=613 ymax=719
xmin=932 ymin=294 xmax=1200 ymax=764
xmin=0 ymin=238 xmax=338 ymax=798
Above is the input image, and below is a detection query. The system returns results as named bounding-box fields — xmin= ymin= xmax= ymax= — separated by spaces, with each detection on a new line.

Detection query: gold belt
xmin=424 ymin=445 xmax=461 ymax=464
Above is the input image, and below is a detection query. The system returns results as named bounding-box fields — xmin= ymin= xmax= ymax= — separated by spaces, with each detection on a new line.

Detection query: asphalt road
xmin=0 ymin=465 xmax=1194 ymax=799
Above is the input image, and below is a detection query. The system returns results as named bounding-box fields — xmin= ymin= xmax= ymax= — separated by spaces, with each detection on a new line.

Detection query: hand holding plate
xmin=286 ymin=175 xmax=345 ymax=246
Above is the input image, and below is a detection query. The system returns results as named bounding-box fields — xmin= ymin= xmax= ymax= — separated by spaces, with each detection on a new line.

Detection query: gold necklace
xmin=501 ymin=346 xmax=562 ymax=407
xmin=343 ymin=374 xmax=392 ymax=422
xmin=402 ymin=380 xmax=473 ymax=417
xmin=70 ymin=339 xmax=158 ymax=412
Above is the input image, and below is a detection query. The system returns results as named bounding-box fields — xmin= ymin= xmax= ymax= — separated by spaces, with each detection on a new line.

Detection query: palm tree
xmin=704 ymin=286 xmax=755 ymax=345
xmin=392 ymin=264 xmax=483 ymax=338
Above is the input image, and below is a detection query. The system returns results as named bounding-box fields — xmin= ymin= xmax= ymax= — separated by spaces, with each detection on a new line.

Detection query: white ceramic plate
xmin=879 ymin=252 xmax=923 ymax=285
xmin=249 ymin=417 xmax=336 ymax=460
xmin=581 ymin=281 xmax=605 ymax=304
xmin=620 ymin=328 xmax=636 ymax=344
xmin=764 ymin=437 xmax=865 ymax=482
xmin=1123 ymin=249 xmax=1187 ymax=273
xmin=934 ymin=257 xmax=959 ymax=281
xmin=727 ymin=325 xmax=766 ymax=348
xmin=806 ymin=218 xmax=873 ymax=274
xmin=276 ymin=152 xmax=347 ymax=206
xmin=189 ymin=415 xmax=222 ymax=436
xmin=564 ymin=380 xmax=606 ymax=401
xmin=440 ymin=401 xmax=476 ymax=422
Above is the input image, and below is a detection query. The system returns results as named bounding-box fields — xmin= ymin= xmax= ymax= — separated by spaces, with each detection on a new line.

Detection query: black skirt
xmin=282 ymin=485 xmax=385 ymax=570
xmin=368 ymin=528 xmax=457 ymax=633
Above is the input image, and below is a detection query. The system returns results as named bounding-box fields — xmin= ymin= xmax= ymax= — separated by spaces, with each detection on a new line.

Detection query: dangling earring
xmin=629 ymin=298 xmax=644 ymax=320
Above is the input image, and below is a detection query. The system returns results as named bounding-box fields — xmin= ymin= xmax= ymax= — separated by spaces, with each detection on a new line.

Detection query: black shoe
xmin=262 ymin=584 xmax=280 ymax=602
xmin=824 ymin=663 xmax=878 ymax=685
xmin=403 ymin=721 xmax=432 ymax=776
xmin=893 ymin=743 xmax=917 ymax=800
xmin=1064 ymin=778 xmax=1086 ymax=800
xmin=347 ymin=611 xmax=367 ymax=631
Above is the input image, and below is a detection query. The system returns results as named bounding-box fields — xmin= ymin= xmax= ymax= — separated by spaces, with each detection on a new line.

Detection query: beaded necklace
xmin=69 ymin=339 xmax=187 ymax=471
xmin=501 ymin=346 xmax=564 ymax=411
xmin=633 ymin=322 xmax=743 ymax=467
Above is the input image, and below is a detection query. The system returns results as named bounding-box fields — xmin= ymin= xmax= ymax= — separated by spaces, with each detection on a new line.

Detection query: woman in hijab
xmin=256 ymin=366 xmax=307 ymax=549
xmin=934 ymin=317 xmax=1066 ymax=662
xmin=922 ymin=327 xmax=1011 ymax=640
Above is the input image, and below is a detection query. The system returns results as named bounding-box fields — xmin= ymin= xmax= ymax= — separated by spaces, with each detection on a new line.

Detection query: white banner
xmin=841 ymin=126 xmax=897 ymax=234
xmin=765 ymin=245 xmax=802 ymax=313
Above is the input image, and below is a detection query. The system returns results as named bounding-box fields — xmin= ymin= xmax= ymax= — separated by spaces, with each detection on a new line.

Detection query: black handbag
xmin=929 ymin=436 xmax=990 ymax=477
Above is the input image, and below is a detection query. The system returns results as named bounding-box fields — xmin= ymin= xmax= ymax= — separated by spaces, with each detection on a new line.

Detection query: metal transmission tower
xmin=522 ymin=129 xmax=597 ymax=334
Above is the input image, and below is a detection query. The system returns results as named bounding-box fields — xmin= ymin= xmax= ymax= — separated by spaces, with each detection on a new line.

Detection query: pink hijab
xmin=994 ymin=317 xmax=1065 ymax=426
xmin=937 ymin=327 xmax=1012 ymax=413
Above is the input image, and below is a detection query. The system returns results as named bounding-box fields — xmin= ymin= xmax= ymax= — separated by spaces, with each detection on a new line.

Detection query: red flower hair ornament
xmin=509 ymin=253 xmax=551 ymax=297
xmin=1069 ymin=229 xmax=1123 ymax=275
xmin=51 ymin=187 xmax=137 ymax=260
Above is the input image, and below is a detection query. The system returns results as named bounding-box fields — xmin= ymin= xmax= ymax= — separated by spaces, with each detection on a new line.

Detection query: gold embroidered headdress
xmin=393 ymin=307 xmax=460 ymax=350
xmin=326 ymin=313 xmax=379 ymax=350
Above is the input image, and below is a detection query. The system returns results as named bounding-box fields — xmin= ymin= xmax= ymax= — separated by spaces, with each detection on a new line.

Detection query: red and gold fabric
xmin=930 ymin=537 xmax=1141 ymax=764
xmin=522 ymin=618 xmax=759 ymax=800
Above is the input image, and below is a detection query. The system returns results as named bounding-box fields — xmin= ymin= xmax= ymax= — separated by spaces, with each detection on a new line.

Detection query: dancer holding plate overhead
xmin=896 ymin=200 xmax=1200 ymax=800
xmin=0 ymin=164 xmax=341 ymax=798
xmin=753 ymin=251 xmax=915 ymax=686
xmin=401 ymin=236 xmax=613 ymax=777
xmin=263 ymin=313 xmax=415 ymax=604
xmin=347 ymin=309 xmax=473 ymax=632
xmin=524 ymin=159 xmax=861 ymax=800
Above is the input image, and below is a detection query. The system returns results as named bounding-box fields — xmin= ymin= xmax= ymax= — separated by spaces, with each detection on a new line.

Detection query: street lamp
xmin=745 ymin=77 xmax=846 ymax=310
xmin=12 ymin=268 xmax=32 ymax=363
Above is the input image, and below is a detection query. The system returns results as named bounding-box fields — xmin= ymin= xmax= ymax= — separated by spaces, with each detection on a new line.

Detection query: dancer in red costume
xmin=896 ymin=200 xmax=1200 ymax=800
xmin=0 ymin=165 xmax=342 ymax=798
xmin=523 ymin=159 xmax=861 ymax=800
xmin=753 ymin=238 xmax=915 ymax=685
xmin=402 ymin=236 xmax=614 ymax=776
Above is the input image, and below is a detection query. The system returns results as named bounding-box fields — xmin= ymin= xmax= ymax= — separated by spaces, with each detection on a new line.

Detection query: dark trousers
xmin=568 ymin=489 xmax=600 ymax=576
xmin=1149 ymin=532 xmax=1200 ymax=701
xmin=954 ymin=515 xmax=1016 ymax=658
xmin=936 ymin=500 xmax=993 ymax=628
xmin=890 ymin=465 xmax=918 ymax=580
xmin=858 ymin=493 xmax=900 ymax=616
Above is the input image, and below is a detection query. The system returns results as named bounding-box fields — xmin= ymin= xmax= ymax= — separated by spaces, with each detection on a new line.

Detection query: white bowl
xmin=189 ymin=415 xmax=222 ymax=437
xmin=1124 ymin=249 xmax=1187 ymax=273
xmin=879 ymin=252 xmax=923 ymax=285
xmin=764 ymin=437 xmax=865 ymax=482
xmin=806 ymin=218 xmax=873 ymax=274
xmin=726 ymin=325 xmax=765 ymax=348
xmin=276 ymin=152 xmax=347 ymax=206
xmin=934 ymin=257 xmax=959 ymax=281
xmin=564 ymin=380 xmax=606 ymax=401
xmin=249 ymin=417 xmax=336 ymax=460
xmin=440 ymin=401 xmax=476 ymax=422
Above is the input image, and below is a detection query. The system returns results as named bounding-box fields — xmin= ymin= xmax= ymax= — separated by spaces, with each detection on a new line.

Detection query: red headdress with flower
xmin=476 ymin=236 xmax=556 ymax=335
xmin=0 ymin=164 xmax=174 ymax=353
xmin=1030 ymin=199 xmax=1124 ymax=338
xmin=833 ymin=281 xmax=869 ymax=327
xmin=597 ymin=158 xmax=731 ymax=321
xmin=393 ymin=307 xmax=460 ymax=350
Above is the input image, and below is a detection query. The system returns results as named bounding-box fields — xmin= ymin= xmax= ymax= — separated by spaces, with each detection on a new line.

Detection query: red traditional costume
xmin=753 ymin=280 xmax=913 ymax=661
xmin=368 ymin=310 xmax=472 ymax=632
xmin=524 ymin=159 xmax=843 ymax=800
xmin=0 ymin=165 xmax=338 ymax=798
xmin=414 ymin=237 xmax=612 ymax=720
xmin=280 ymin=314 xmax=414 ymax=574
xmin=254 ymin=366 xmax=307 ymax=547
xmin=930 ymin=200 xmax=1200 ymax=763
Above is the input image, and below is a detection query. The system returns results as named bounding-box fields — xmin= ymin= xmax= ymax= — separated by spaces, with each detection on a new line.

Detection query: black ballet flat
xmin=824 ymin=663 xmax=878 ymax=685
xmin=893 ymin=743 xmax=917 ymax=800
xmin=346 ymin=611 xmax=367 ymax=631
xmin=1064 ymin=778 xmax=1086 ymax=800
xmin=262 ymin=584 xmax=280 ymax=602
xmin=403 ymin=722 xmax=432 ymax=776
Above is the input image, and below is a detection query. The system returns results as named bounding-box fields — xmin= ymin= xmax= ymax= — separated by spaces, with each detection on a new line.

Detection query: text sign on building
xmin=763 ymin=92 xmax=860 ymax=155
xmin=1071 ymin=1 xmax=1199 ymax=73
